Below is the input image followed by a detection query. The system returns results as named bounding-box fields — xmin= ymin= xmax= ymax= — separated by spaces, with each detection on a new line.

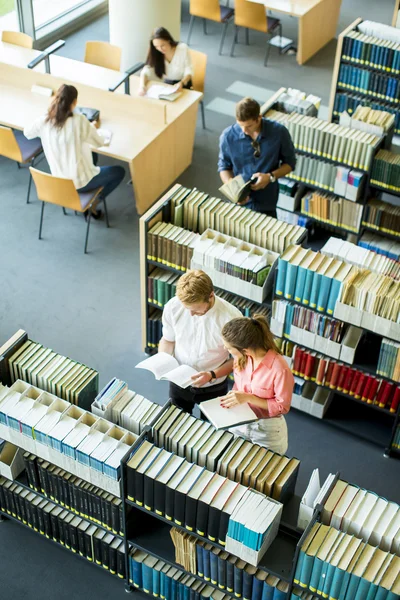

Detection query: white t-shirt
xmin=162 ymin=296 xmax=242 ymax=386
xmin=142 ymin=42 xmax=193 ymax=83
xmin=24 ymin=113 xmax=104 ymax=189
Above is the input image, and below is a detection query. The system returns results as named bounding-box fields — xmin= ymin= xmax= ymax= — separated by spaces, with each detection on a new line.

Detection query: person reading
xmin=220 ymin=314 xmax=294 ymax=454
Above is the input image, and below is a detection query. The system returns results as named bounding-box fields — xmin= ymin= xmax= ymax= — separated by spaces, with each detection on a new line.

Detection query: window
xmin=32 ymin=0 xmax=91 ymax=30
xmin=0 ymin=0 xmax=18 ymax=32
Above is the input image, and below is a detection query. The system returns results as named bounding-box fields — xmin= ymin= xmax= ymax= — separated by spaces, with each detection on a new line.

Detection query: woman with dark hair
xmin=24 ymin=84 xmax=125 ymax=218
xmin=220 ymin=314 xmax=294 ymax=454
xmin=139 ymin=27 xmax=193 ymax=96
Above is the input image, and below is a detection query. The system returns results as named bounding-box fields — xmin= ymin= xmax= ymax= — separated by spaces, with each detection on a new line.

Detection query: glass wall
xmin=32 ymin=0 xmax=91 ymax=31
xmin=0 ymin=0 xmax=18 ymax=31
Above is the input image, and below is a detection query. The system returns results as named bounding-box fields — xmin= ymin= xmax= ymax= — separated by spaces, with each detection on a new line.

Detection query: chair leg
xmin=187 ymin=15 xmax=195 ymax=45
xmin=84 ymin=211 xmax=92 ymax=254
xmin=230 ymin=25 xmax=238 ymax=57
xmin=75 ymin=211 xmax=78 ymax=216
xmin=62 ymin=207 xmax=67 ymax=215
xmin=103 ymin=198 xmax=110 ymax=228
xmin=26 ymin=172 xmax=33 ymax=204
xmin=219 ymin=21 xmax=229 ymax=55
xmin=38 ymin=202 xmax=45 ymax=240
xmin=264 ymin=34 xmax=272 ymax=66
xmin=203 ymin=18 xmax=207 ymax=35
xmin=200 ymin=100 xmax=206 ymax=130
xmin=246 ymin=28 xmax=250 ymax=45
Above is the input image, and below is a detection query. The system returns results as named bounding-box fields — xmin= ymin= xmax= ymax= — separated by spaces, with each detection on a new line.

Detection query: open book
xmin=219 ymin=175 xmax=256 ymax=204
xmin=199 ymin=397 xmax=258 ymax=430
xmin=146 ymin=84 xmax=182 ymax=102
xmin=135 ymin=353 xmax=198 ymax=388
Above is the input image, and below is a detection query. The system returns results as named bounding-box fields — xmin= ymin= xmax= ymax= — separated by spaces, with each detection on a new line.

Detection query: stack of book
xmin=0 ymin=476 xmax=126 ymax=577
xmin=345 ymin=106 xmax=395 ymax=134
xmin=168 ymin=186 xmax=306 ymax=254
xmin=294 ymin=522 xmax=400 ymax=599
xmin=338 ymin=63 xmax=400 ymax=104
xmin=152 ymin=405 xmax=300 ymax=502
xmin=147 ymin=312 xmax=162 ymax=349
xmin=362 ymin=200 xmax=400 ymax=238
xmin=126 ymin=439 xmax=283 ymax=563
xmin=334 ymin=166 xmax=365 ymax=201
xmin=288 ymin=155 xmax=340 ymax=192
xmin=22 ymin=452 xmax=124 ymax=535
xmin=300 ymin=190 xmax=363 ymax=233
xmin=376 ymin=339 xmax=400 ymax=382
xmin=147 ymin=222 xmax=200 ymax=271
xmin=370 ymin=150 xmax=400 ymax=192
xmin=284 ymin=113 xmax=380 ymax=171
xmin=322 ymin=479 xmax=400 ymax=552
xmin=275 ymin=245 xmax=357 ymax=315
xmin=333 ymin=93 xmax=400 ymax=134
xmin=342 ymin=28 xmax=400 ymax=74
xmin=5 ymin=338 xmax=99 ymax=407
xmin=358 ymin=232 xmax=400 ymax=262
xmin=170 ymin=526 xmax=289 ymax=600
xmin=274 ymin=88 xmax=320 ymax=116
xmin=291 ymin=345 xmax=400 ymax=412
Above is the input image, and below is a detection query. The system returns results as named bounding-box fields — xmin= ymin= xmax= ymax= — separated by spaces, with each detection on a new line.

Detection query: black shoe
xmin=84 ymin=209 xmax=103 ymax=221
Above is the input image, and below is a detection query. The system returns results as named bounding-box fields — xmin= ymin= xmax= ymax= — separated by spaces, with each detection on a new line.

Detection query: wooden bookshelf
xmin=392 ymin=0 xmax=400 ymax=27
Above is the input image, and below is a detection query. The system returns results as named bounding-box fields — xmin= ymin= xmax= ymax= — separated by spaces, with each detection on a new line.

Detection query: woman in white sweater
xmin=139 ymin=27 xmax=193 ymax=96
xmin=24 ymin=84 xmax=125 ymax=218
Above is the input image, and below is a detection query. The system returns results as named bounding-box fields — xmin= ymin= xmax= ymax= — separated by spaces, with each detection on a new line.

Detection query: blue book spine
xmin=227 ymin=561 xmax=235 ymax=593
xmin=183 ymin=584 xmax=190 ymax=600
xmin=142 ymin=564 xmax=153 ymax=595
xmin=337 ymin=568 xmax=353 ymax=600
xmin=234 ymin=563 xmax=243 ymax=598
xmin=294 ymin=266 xmax=308 ymax=303
xmin=275 ymin=259 xmax=288 ymax=296
xmin=217 ymin=554 xmax=226 ymax=589
xmin=310 ymin=558 xmax=325 ymax=593
xmin=302 ymin=270 xmax=315 ymax=306
xmin=161 ymin=572 xmax=166 ymax=599
xmin=317 ymin=560 xmax=330 ymax=596
xmin=283 ymin=304 xmax=294 ymax=338
xmin=294 ymin=550 xmax=305 ymax=585
xmin=340 ymin=573 xmax=361 ymax=600
xmin=171 ymin=577 xmax=178 ymax=600
xmin=326 ymin=279 xmax=341 ymax=315
xmin=131 ymin=555 xmax=143 ymax=588
xmin=190 ymin=587 xmax=196 ymax=600
xmin=284 ymin=262 xmax=298 ymax=301
xmin=153 ymin=568 xmax=161 ymax=597
xmin=165 ymin=574 xmax=172 ymax=600
xmin=356 ymin=578 xmax=373 ymax=600
xmin=261 ymin=581 xmax=274 ymax=600
xmin=203 ymin=546 xmax=211 ymax=582
xmin=243 ymin=571 xmax=253 ymax=600
xmin=329 ymin=567 xmax=346 ymax=600
xmin=272 ymin=587 xmax=286 ymax=600
xmin=317 ymin=276 xmax=333 ymax=314
xmin=210 ymin=552 xmax=218 ymax=585
xmin=252 ymin=578 xmax=264 ymax=600
xmin=196 ymin=545 xmax=204 ymax=577
xmin=309 ymin=272 xmax=322 ymax=309
xmin=322 ymin=562 xmax=337 ymax=597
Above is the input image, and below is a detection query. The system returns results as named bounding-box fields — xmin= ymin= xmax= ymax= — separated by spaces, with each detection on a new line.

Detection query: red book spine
xmin=354 ymin=373 xmax=368 ymax=399
xmin=293 ymin=347 xmax=303 ymax=376
xmin=310 ymin=356 xmax=320 ymax=382
xmin=361 ymin=376 xmax=374 ymax=402
xmin=390 ymin=386 xmax=400 ymax=413
xmin=366 ymin=378 xmax=380 ymax=404
xmin=299 ymin=350 xmax=309 ymax=378
xmin=337 ymin=366 xmax=350 ymax=392
xmin=379 ymin=382 xmax=395 ymax=408
xmin=324 ymin=361 xmax=335 ymax=387
xmin=349 ymin=371 xmax=361 ymax=396
xmin=329 ymin=362 xmax=342 ymax=390
xmin=304 ymin=354 xmax=316 ymax=380
xmin=342 ymin=368 xmax=355 ymax=395
xmin=316 ymin=358 xmax=327 ymax=386
xmin=375 ymin=380 xmax=388 ymax=407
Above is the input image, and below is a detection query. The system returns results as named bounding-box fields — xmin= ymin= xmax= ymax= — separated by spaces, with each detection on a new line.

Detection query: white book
xmin=347 ymin=491 xmax=379 ymax=536
xmin=381 ymin=510 xmax=400 ymax=552
xmin=135 ymin=353 xmax=198 ymax=389
xmin=369 ymin=503 xmax=399 ymax=547
xmin=360 ymin=497 xmax=389 ymax=541
xmin=199 ymin=397 xmax=257 ymax=430
xmin=330 ymin=484 xmax=359 ymax=528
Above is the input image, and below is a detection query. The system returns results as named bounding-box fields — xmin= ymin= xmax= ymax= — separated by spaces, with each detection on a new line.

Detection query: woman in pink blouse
xmin=220 ymin=314 xmax=294 ymax=454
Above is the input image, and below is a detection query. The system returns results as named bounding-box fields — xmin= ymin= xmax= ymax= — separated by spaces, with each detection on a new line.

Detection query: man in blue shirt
xmin=218 ymin=97 xmax=296 ymax=216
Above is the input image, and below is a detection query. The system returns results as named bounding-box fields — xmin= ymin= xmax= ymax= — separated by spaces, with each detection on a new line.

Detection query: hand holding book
xmin=220 ymin=390 xmax=250 ymax=408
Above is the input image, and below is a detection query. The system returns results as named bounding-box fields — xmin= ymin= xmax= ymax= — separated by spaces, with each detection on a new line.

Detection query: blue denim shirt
xmin=218 ymin=118 xmax=296 ymax=212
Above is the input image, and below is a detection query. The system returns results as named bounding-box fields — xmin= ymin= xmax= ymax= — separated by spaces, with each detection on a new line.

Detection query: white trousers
xmin=229 ymin=415 xmax=288 ymax=455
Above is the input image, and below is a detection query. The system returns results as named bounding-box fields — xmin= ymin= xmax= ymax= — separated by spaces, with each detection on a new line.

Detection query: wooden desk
xmin=248 ymin=0 xmax=342 ymax=65
xmin=0 ymin=61 xmax=202 ymax=215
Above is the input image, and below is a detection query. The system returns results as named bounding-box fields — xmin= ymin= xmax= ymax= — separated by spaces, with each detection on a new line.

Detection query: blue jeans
xmin=77 ymin=165 xmax=126 ymax=199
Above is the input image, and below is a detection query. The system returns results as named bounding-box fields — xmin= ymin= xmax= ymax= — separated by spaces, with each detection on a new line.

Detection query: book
xmin=199 ymin=397 xmax=258 ymax=430
xmin=219 ymin=175 xmax=257 ymax=204
xmin=135 ymin=353 xmax=198 ymax=389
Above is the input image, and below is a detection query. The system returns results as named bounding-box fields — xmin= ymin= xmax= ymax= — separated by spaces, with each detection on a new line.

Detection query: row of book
xmin=358 ymin=232 xmax=400 ymax=262
xmin=371 ymin=150 xmax=400 ymax=192
xmin=148 ymin=311 xmax=162 ymax=349
xmin=168 ymin=186 xmax=306 ymax=254
xmin=92 ymin=377 xmax=163 ymax=433
xmin=376 ymin=339 xmax=400 ymax=382
xmin=362 ymin=200 xmax=400 ymax=239
xmin=6 ymin=338 xmax=98 ymax=407
xmin=283 ymin=112 xmax=380 ymax=171
xmin=0 ymin=476 xmax=126 ymax=577
xmin=276 ymin=245 xmax=355 ymax=315
xmin=148 ymin=221 xmax=199 ymax=272
xmin=323 ymin=479 xmax=400 ymax=554
xmin=170 ymin=527 xmax=289 ymax=600
xmin=276 ymin=208 xmax=308 ymax=229
xmin=345 ymin=106 xmax=395 ymax=134
xmin=126 ymin=440 xmax=282 ymax=563
xmin=152 ymin=405 xmax=299 ymax=502
xmin=294 ymin=522 xmax=399 ymax=600
xmin=22 ymin=452 xmax=123 ymax=535
xmin=333 ymin=92 xmax=400 ymax=134
xmin=300 ymin=191 xmax=363 ymax=233
xmin=0 ymin=380 xmax=136 ymax=483
xmin=322 ymin=237 xmax=400 ymax=281
xmin=291 ymin=346 xmax=400 ymax=412
xmin=288 ymin=155 xmax=341 ymax=192
xmin=129 ymin=549 xmax=228 ymax=600
xmin=338 ymin=64 xmax=400 ymax=103
xmin=334 ymin=166 xmax=365 ymax=201
xmin=342 ymin=30 xmax=400 ymax=74
xmin=272 ymin=300 xmax=347 ymax=344
xmin=274 ymin=89 xmax=320 ymax=117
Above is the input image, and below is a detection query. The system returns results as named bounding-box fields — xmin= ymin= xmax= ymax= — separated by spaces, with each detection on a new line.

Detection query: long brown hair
xmin=46 ymin=84 xmax=78 ymax=129
xmin=146 ymin=27 xmax=178 ymax=79
xmin=222 ymin=314 xmax=281 ymax=370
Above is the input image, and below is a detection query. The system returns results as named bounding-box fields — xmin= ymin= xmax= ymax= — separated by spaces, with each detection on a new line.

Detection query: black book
xmin=84 ymin=524 xmax=97 ymax=560
xmin=234 ymin=559 xmax=247 ymax=598
xmin=58 ymin=510 xmax=68 ymax=545
xmin=42 ymin=503 xmax=53 ymax=537
xmin=30 ymin=496 xmax=40 ymax=531
xmin=165 ymin=462 xmax=193 ymax=522
xmin=63 ymin=473 xmax=73 ymax=509
xmin=18 ymin=489 xmax=29 ymax=523
xmin=50 ymin=506 xmax=63 ymax=541
xmin=102 ymin=533 xmax=114 ymax=569
xmin=63 ymin=513 xmax=74 ymax=548
xmin=99 ymin=491 xmax=108 ymax=527
xmin=174 ymin=464 xmax=204 ymax=527
xmin=30 ymin=456 xmax=41 ymax=491
xmin=243 ymin=565 xmax=257 ymax=600
xmin=56 ymin=470 xmax=66 ymax=506
xmin=47 ymin=465 xmax=56 ymax=500
xmin=78 ymin=521 xmax=90 ymax=555
xmin=143 ymin=450 xmax=171 ymax=512
xmin=93 ymin=489 xmax=102 ymax=525
xmin=109 ymin=538 xmax=120 ymax=575
xmin=117 ymin=541 xmax=126 ymax=579
xmin=0 ymin=477 xmax=6 ymax=510
xmin=12 ymin=486 xmax=21 ymax=519
xmin=111 ymin=498 xmax=121 ymax=534
xmin=210 ymin=548 xmax=220 ymax=586
xmin=69 ymin=516 xmax=81 ymax=552
xmin=185 ymin=471 xmax=214 ymax=532
xmin=9 ymin=483 xmax=18 ymax=517
xmin=217 ymin=551 xmax=229 ymax=590
xmin=104 ymin=494 xmax=113 ymax=530
xmin=218 ymin=485 xmax=247 ymax=546
xmin=37 ymin=499 xmax=47 ymax=534
xmin=94 ymin=529 xmax=107 ymax=565
xmin=226 ymin=556 xmax=237 ymax=593
xmin=81 ymin=482 xmax=90 ymax=517
xmin=207 ymin=479 xmax=237 ymax=543
xmin=134 ymin=446 xmax=164 ymax=508
xmin=38 ymin=461 xmax=50 ymax=496
xmin=154 ymin=455 xmax=185 ymax=517
xmin=195 ymin=474 xmax=225 ymax=537
xmin=51 ymin=467 xmax=62 ymax=502
xmin=87 ymin=484 xmax=97 ymax=520
xmin=2 ymin=480 xmax=13 ymax=514
xmin=22 ymin=452 xmax=32 ymax=484
xmin=126 ymin=440 xmax=154 ymax=502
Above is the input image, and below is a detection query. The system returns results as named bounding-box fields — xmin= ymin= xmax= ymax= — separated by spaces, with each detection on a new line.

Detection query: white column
xmin=109 ymin=0 xmax=181 ymax=71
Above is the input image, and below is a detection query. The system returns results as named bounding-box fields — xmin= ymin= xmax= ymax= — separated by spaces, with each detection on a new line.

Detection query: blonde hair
xmin=176 ymin=270 xmax=214 ymax=304
xmin=222 ymin=314 xmax=281 ymax=370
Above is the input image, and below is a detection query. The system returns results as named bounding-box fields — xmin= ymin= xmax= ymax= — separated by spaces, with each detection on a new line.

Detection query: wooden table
xmin=247 ymin=0 xmax=342 ymax=65
xmin=0 ymin=57 xmax=202 ymax=215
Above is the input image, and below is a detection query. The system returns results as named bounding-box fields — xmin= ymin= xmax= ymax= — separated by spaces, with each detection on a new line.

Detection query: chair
xmin=189 ymin=49 xmax=207 ymax=129
xmin=230 ymin=0 xmax=282 ymax=66
xmin=187 ymin=0 xmax=234 ymax=55
xmin=1 ymin=31 xmax=33 ymax=49
xmin=0 ymin=126 xmax=42 ymax=204
xmin=29 ymin=168 xmax=108 ymax=254
xmin=84 ymin=41 xmax=121 ymax=71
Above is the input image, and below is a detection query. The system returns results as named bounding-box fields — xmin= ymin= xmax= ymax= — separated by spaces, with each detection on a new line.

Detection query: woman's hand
xmin=138 ymin=86 xmax=147 ymax=96
xmin=220 ymin=390 xmax=249 ymax=408
xmin=191 ymin=371 xmax=212 ymax=388
xmin=175 ymin=81 xmax=183 ymax=92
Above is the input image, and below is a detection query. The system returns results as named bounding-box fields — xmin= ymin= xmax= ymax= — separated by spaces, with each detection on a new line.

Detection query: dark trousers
xmin=77 ymin=165 xmax=125 ymax=199
xmin=169 ymin=380 xmax=228 ymax=416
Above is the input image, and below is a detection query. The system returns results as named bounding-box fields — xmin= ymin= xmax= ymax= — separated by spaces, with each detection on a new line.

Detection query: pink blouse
xmin=233 ymin=350 xmax=294 ymax=419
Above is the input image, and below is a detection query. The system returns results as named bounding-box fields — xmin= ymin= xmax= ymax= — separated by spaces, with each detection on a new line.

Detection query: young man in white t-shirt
xmin=159 ymin=270 xmax=242 ymax=414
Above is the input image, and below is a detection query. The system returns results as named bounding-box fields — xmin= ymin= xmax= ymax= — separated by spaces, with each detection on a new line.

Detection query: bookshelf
xmin=393 ymin=0 xmax=400 ymax=28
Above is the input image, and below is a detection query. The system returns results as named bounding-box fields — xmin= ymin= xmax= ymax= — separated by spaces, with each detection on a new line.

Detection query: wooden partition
xmin=298 ymin=0 xmax=342 ymax=65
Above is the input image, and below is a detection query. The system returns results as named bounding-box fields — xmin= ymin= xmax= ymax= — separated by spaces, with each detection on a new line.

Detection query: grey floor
xmin=0 ymin=1 xmax=399 ymax=598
